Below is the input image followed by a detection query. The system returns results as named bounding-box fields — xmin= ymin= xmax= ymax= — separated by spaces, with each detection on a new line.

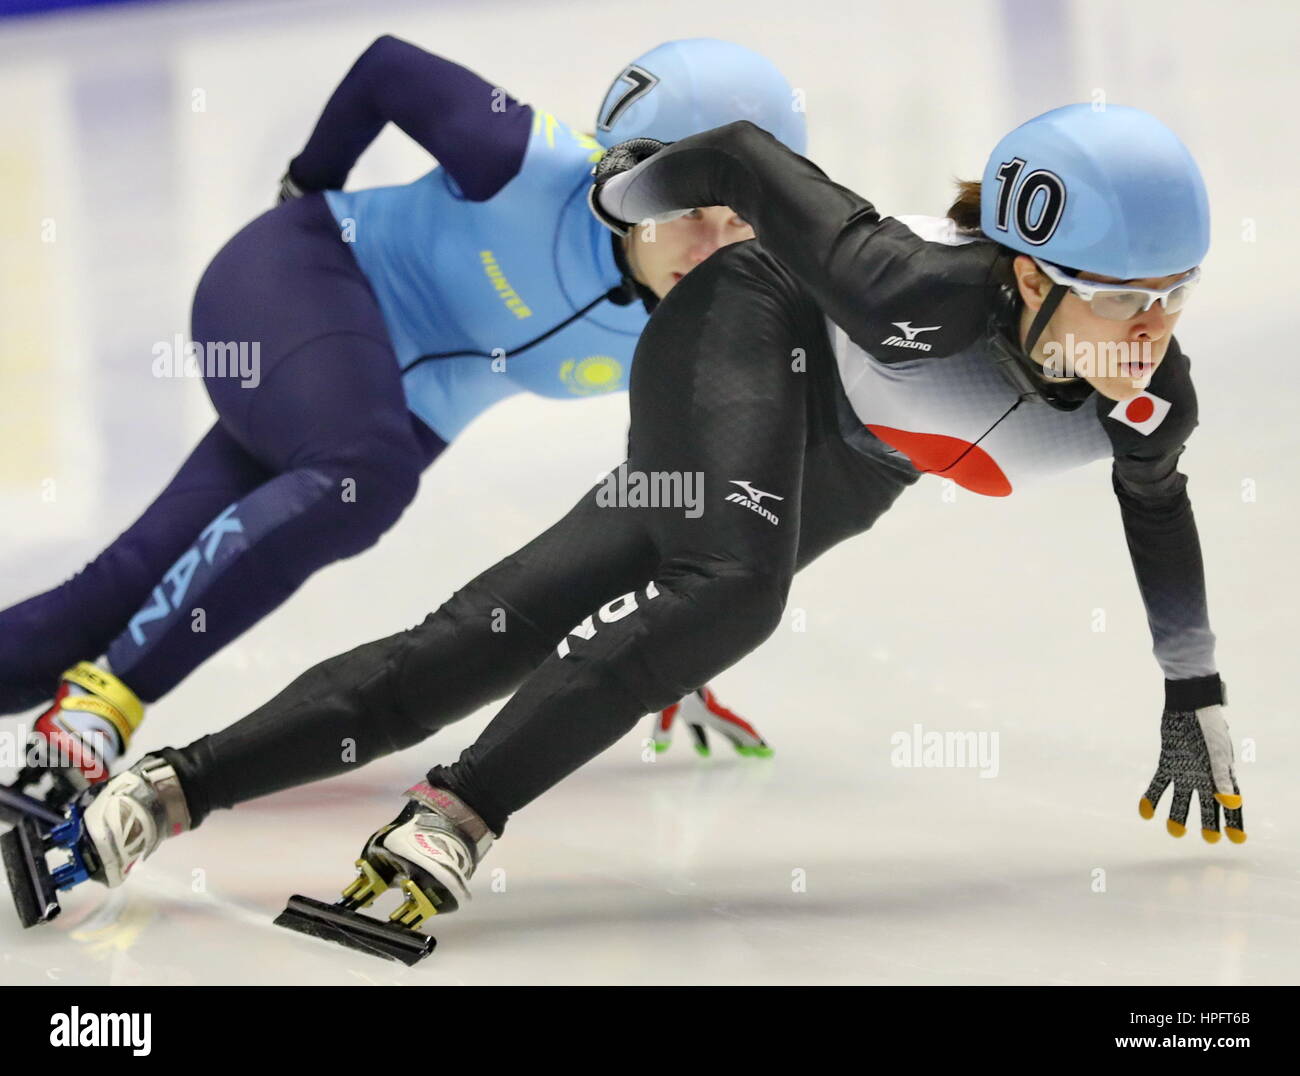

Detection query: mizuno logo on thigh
xmin=725 ymin=480 xmax=782 ymax=525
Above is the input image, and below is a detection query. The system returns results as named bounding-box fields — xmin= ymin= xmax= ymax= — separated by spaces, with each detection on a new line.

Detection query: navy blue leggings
xmin=0 ymin=194 xmax=444 ymax=710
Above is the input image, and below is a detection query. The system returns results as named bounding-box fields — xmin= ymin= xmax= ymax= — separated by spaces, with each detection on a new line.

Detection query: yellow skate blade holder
xmin=339 ymin=857 xmax=392 ymax=908
xmin=388 ymin=877 xmax=440 ymax=929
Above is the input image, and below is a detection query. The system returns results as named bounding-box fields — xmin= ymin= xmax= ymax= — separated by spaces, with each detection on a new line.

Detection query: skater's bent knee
xmin=701 ymin=566 xmax=788 ymax=649
xmin=639 ymin=560 xmax=789 ymax=696
xmin=303 ymin=453 xmax=423 ymax=554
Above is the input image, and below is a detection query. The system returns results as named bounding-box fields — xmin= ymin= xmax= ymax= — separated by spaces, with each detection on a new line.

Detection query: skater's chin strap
xmin=1023 ymin=283 xmax=1069 ymax=357
xmin=985 ymin=268 xmax=1093 ymax=413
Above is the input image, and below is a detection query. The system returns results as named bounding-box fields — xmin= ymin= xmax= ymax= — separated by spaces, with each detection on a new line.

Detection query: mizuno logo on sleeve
xmin=881 ymin=322 xmax=942 ymax=351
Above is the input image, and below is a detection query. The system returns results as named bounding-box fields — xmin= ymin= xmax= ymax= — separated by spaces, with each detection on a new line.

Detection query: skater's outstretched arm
xmin=288 ymin=34 xmax=533 ymax=200
xmin=1104 ymin=342 xmax=1242 ymax=843
xmin=595 ymin=121 xmax=995 ymax=349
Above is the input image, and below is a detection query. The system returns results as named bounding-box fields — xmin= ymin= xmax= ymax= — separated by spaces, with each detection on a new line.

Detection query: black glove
xmin=277 ymin=166 xmax=306 ymax=206
xmin=1139 ymin=676 xmax=1245 ymax=844
xmin=587 ymin=137 xmax=668 ymax=236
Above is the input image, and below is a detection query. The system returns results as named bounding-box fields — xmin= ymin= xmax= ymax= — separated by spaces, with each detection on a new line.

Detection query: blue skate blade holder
xmin=1 ymin=804 xmax=92 ymax=928
xmin=274 ymin=894 xmax=436 ymax=966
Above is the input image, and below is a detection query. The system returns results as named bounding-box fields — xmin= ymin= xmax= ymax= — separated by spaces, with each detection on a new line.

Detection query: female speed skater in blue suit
xmin=0 ymin=36 xmax=807 ymax=808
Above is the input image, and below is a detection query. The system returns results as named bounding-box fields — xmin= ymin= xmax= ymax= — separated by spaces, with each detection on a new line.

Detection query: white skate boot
xmin=344 ymin=782 xmax=496 ymax=926
xmin=273 ymin=782 xmax=497 ymax=965
xmin=80 ymin=755 xmax=192 ymax=887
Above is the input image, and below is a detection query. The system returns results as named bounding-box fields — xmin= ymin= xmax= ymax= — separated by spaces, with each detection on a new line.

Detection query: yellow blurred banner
xmin=0 ymin=66 xmax=71 ymax=491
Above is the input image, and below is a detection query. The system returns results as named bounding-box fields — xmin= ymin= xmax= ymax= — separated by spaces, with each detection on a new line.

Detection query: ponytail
xmin=946 ymin=179 xmax=983 ymax=235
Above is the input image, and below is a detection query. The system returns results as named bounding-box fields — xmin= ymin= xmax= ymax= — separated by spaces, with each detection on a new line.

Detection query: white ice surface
xmin=1 ymin=0 xmax=1297 ymax=984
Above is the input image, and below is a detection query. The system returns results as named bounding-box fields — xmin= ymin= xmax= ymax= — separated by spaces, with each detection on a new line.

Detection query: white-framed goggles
xmin=1032 ymin=258 xmax=1201 ymax=321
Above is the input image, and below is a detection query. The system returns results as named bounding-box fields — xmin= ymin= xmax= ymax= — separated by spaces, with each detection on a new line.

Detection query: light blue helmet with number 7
xmin=595 ymin=38 xmax=806 ymax=155
xmin=980 ymin=103 xmax=1210 ymax=279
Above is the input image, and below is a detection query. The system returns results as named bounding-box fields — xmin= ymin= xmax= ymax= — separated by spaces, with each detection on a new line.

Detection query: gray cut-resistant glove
xmin=1139 ymin=675 xmax=1244 ymax=844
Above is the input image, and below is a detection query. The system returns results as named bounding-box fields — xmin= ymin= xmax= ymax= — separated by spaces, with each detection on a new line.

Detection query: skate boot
xmin=5 ymin=662 xmax=145 ymax=814
xmin=79 ymin=754 xmax=192 ymax=887
xmin=344 ymin=782 xmax=495 ymax=921
xmin=274 ymin=783 xmax=496 ymax=965
xmin=654 ymin=684 xmax=773 ymax=757
xmin=2 ymin=755 xmax=190 ymax=927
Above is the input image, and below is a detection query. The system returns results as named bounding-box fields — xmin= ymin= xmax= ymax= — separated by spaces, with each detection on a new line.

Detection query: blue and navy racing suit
xmin=0 ymin=36 xmax=652 ymax=708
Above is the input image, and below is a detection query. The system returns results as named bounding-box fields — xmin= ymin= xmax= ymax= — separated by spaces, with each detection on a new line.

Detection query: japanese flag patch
xmin=1109 ymin=391 xmax=1171 ymax=436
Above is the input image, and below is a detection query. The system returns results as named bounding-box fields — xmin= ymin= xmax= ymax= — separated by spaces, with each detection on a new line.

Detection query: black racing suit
xmin=167 ymin=123 xmax=1220 ymax=836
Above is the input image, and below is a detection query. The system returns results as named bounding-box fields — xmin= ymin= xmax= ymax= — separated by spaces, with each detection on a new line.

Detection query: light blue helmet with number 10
xmin=980 ymin=103 xmax=1210 ymax=280
xmin=595 ymin=38 xmax=806 ymax=156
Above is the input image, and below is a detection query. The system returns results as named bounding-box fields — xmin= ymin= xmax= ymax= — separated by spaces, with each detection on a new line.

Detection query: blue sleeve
xmin=288 ymin=35 xmax=534 ymax=201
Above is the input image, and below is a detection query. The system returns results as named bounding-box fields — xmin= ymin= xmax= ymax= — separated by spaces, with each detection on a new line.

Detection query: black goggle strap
xmin=1023 ymin=282 xmax=1069 ymax=357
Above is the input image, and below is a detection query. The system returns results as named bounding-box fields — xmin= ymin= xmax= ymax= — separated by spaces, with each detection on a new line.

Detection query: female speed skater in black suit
xmin=21 ymin=103 xmax=1242 ymax=945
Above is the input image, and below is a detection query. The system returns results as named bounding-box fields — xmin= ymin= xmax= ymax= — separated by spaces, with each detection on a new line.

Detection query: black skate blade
xmin=0 ymin=783 xmax=65 ymax=829
xmin=274 ymin=895 xmax=436 ymax=967
xmin=1 ymin=816 xmax=61 ymax=928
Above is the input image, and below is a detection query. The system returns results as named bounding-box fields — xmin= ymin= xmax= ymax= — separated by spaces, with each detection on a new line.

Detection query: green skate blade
xmin=2 ymin=817 xmax=61 ymax=928
xmin=0 ymin=783 xmax=65 ymax=828
xmin=274 ymin=894 xmax=436 ymax=967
